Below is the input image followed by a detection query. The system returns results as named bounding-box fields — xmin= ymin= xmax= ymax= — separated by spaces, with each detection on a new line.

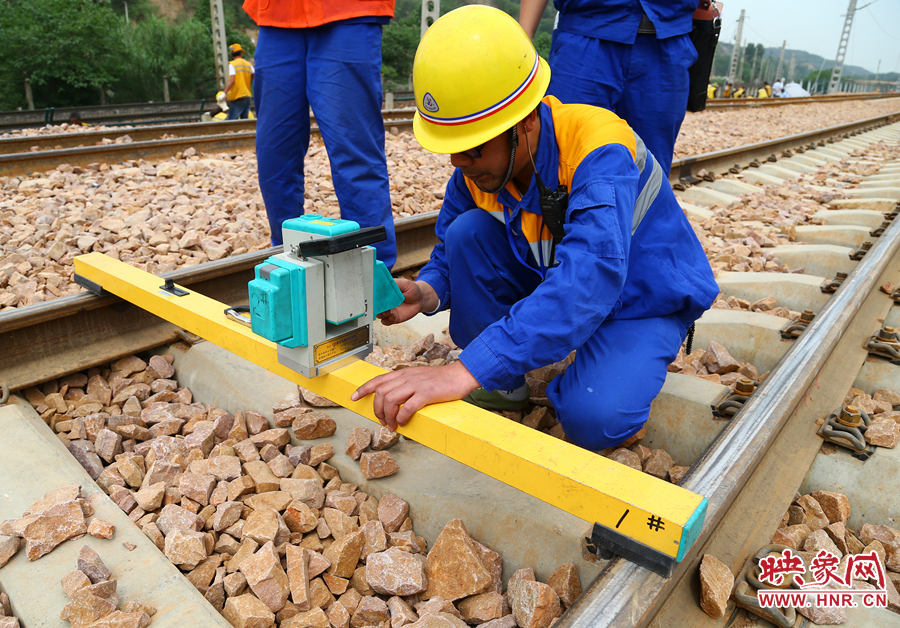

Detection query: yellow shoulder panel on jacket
xmin=543 ymin=96 xmax=636 ymax=188
xmin=464 ymin=177 xmax=506 ymax=216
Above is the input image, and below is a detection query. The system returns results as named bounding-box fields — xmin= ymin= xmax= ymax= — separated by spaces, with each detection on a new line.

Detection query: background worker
xmin=707 ymin=82 xmax=717 ymax=99
xmin=772 ymin=78 xmax=784 ymax=97
xmin=352 ymin=6 xmax=718 ymax=452
xmin=224 ymin=43 xmax=254 ymax=120
xmin=732 ymin=85 xmax=745 ymax=98
xmin=68 ymin=112 xmax=89 ymax=127
xmin=519 ymin=0 xmax=699 ymax=175
xmin=757 ymin=82 xmax=771 ymax=98
xmin=242 ymin=0 xmax=397 ymax=269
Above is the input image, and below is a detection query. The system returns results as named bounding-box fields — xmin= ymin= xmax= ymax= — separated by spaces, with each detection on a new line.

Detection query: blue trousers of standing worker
xmin=547 ymin=31 xmax=697 ymax=175
xmin=226 ymin=97 xmax=252 ymax=120
xmin=444 ymin=209 xmax=689 ymax=451
xmin=254 ymin=23 xmax=397 ymax=269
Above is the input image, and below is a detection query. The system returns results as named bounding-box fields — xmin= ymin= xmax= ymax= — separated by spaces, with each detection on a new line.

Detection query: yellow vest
xmin=228 ymin=58 xmax=254 ymax=101
xmin=707 ymin=84 xmax=716 ymax=99
xmin=758 ymin=86 xmax=770 ymax=98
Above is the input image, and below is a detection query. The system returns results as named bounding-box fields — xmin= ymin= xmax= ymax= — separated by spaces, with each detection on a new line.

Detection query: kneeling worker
xmin=352 ymin=5 xmax=718 ymax=451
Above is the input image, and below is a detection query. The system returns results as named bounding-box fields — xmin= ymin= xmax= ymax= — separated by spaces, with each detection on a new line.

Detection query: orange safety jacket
xmin=243 ymin=0 xmax=395 ymax=29
xmin=228 ymin=58 xmax=254 ymax=101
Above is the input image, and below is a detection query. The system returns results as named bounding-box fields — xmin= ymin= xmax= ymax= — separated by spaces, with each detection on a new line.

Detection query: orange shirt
xmin=243 ymin=0 xmax=394 ymax=29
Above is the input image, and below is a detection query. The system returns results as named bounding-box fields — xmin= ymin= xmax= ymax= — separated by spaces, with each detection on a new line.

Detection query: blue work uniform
xmin=417 ymin=97 xmax=718 ymax=451
xmin=547 ymin=0 xmax=698 ymax=175
xmin=250 ymin=13 xmax=397 ymax=268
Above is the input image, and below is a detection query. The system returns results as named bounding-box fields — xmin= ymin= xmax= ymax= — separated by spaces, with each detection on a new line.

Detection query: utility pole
xmin=875 ymin=59 xmax=881 ymax=92
xmin=728 ymin=10 xmax=745 ymax=81
xmin=749 ymin=46 xmax=760 ymax=83
xmin=24 ymin=77 xmax=34 ymax=110
xmin=210 ymin=0 xmax=228 ymax=92
xmin=815 ymin=57 xmax=828 ymax=93
xmin=788 ymin=53 xmax=796 ymax=82
xmin=421 ymin=0 xmax=440 ymax=40
xmin=828 ymin=0 xmax=857 ymax=94
xmin=775 ymin=41 xmax=786 ymax=80
xmin=737 ymin=38 xmax=749 ymax=83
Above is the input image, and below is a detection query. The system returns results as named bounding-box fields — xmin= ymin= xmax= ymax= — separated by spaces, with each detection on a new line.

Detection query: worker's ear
xmin=523 ymin=107 xmax=539 ymax=134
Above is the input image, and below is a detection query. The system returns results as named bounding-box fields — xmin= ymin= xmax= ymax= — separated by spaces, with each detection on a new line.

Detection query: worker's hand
xmin=378 ymin=278 xmax=438 ymax=326
xmin=351 ymin=360 xmax=481 ymax=431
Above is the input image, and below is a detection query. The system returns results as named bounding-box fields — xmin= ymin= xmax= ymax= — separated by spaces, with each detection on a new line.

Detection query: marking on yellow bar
xmin=315 ymin=326 xmax=370 ymax=364
xmin=74 ymin=253 xmax=706 ymax=559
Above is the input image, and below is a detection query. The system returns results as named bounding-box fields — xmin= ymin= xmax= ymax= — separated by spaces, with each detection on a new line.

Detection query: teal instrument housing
xmin=373 ymin=249 xmax=404 ymax=315
xmin=248 ymin=258 xmax=308 ymax=348
xmin=247 ymin=215 xmax=404 ymax=354
xmin=283 ymin=214 xmax=360 ymax=237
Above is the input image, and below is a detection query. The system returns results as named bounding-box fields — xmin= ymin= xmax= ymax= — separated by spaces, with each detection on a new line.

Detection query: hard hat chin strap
xmin=475 ymin=125 xmax=519 ymax=194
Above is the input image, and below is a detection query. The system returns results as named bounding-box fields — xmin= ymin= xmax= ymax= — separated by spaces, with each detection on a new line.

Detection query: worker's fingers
xmin=352 ymin=370 xmax=401 ymax=403
xmin=395 ymin=277 xmax=419 ymax=300
xmin=395 ymin=393 xmax=428 ymax=427
xmin=380 ymin=387 xmax=408 ymax=432
xmin=378 ymin=302 xmax=421 ymax=327
xmin=377 ymin=309 xmax=398 ymax=325
xmin=371 ymin=384 xmax=387 ymax=427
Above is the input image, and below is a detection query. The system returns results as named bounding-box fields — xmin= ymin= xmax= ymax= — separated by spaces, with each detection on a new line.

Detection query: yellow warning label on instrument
xmin=311 ymin=220 xmax=336 ymax=225
xmin=314 ymin=326 xmax=369 ymax=364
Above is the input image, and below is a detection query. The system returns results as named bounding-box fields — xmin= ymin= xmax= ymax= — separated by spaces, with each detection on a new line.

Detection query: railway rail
xmin=3 ymin=90 xmax=900 ymax=159
xmin=1 ymin=118 xmax=900 ymax=628
xmin=2 ymin=91 xmax=897 ymax=134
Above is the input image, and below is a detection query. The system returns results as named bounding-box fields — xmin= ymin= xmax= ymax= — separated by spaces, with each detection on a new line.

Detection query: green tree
xmin=0 ymin=0 xmax=128 ymax=108
xmin=116 ymin=17 xmax=222 ymax=102
xmin=382 ymin=2 xmax=420 ymax=88
xmin=108 ymin=0 xmax=158 ymax=22
xmin=534 ymin=31 xmax=552 ymax=60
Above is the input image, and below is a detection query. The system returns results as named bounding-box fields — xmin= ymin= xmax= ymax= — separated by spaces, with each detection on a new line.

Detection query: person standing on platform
xmin=224 ymin=43 xmax=254 ymax=120
xmin=243 ymin=0 xmax=397 ymax=269
xmin=519 ymin=0 xmax=699 ymax=175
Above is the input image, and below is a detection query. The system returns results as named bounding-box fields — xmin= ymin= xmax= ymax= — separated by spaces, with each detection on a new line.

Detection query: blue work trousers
xmin=445 ymin=209 xmax=689 ymax=451
xmin=547 ymin=31 xmax=697 ymax=175
xmin=226 ymin=97 xmax=252 ymax=120
xmin=254 ymin=24 xmax=396 ymax=268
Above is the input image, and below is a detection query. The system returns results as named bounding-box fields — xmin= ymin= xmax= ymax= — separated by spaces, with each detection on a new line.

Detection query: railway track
xmin=1 ymin=91 xmax=896 ymax=134
xmin=1 ymin=121 xmax=900 ymax=628
xmin=0 ymin=113 xmax=416 ymax=177
xmin=390 ymin=90 xmax=900 ymax=111
xmin=0 ymin=105 xmax=897 ymax=183
xmin=706 ymin=91 xmax=900 ymax=110
xmin=3 ymin=91 xmax=899 ymax=171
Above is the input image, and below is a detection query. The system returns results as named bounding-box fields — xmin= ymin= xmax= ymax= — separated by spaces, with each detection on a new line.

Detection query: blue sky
xmin=719 ymin=0 xmax=900 ymax=75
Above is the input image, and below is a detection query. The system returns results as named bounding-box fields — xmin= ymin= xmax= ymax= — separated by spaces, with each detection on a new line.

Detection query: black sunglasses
xmin=461 ymin=141 xmax=488 ymax=159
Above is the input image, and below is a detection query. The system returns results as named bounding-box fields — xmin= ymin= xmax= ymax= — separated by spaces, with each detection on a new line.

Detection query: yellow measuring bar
xmin=74 ymin=253 xmax=707 ymax=575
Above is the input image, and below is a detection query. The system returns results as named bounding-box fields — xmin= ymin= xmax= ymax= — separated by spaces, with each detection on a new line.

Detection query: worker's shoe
xmin=464 ymin=383 xmax=530 ymax=411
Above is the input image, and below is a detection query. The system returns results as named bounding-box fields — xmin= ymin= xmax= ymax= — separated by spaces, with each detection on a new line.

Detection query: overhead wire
xmin=864 ymin=6 xmax=900 ymax=41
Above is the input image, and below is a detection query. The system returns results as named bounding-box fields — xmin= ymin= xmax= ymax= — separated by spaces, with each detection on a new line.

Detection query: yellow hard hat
xmin=412 ymin=5 xmax=550 ymax=155
xmin=229 ymin=43 xmax=243 ymax=54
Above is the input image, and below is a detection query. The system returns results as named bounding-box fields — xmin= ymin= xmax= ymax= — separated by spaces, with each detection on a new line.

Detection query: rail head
xmin=670 ymin=111 xmax=900 ymax=184
xmin=557 ymin=184 xmax=900 ymax=627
